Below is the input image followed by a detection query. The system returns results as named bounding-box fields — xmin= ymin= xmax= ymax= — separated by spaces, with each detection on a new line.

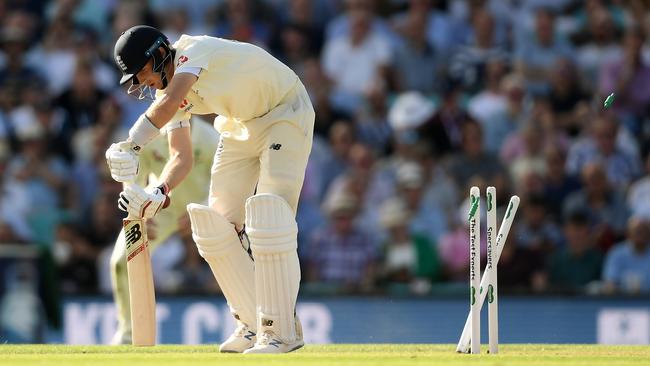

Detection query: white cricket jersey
xmin=136 ymin=118 xmax=218 ymax=222
xmin=159 ymin=35 xmax=300 ymax=140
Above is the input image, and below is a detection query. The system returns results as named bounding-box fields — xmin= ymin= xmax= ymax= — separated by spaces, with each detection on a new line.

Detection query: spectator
xmin=86 ymin=192 xmax=122 ymax=249
xmin=56 ymin=59 xmax=106 ymax=128
xmin=300 ymin=58 xmax=351 ymax=138
xmin=395 ymin=162 xmax=447 ymax=245
xmin=109 ymin=1 xmax=156 ymax=42
xmin=494 ymin=217 xmax=546 ymax=293
xmin=541 ymin=145 xmax=581 ymax=221
xmin=449 ymin=9 xmax=509 ymax=94
xmin=391 ymin=5 xmax=441 ymax=94
xmin=566 ymin=115 xmax=641 ymax=189
xmin=548 ymin=210 xmax=603 ymax=292
xmin=572 ymin=7 xmax=621 ymax=89
xmin=627 ymin=151 xmax=650 ymax=219
xmin=547 ymin=59 xmax=590 ymax=136
xmin=272 ymin=22 xmax=315 ymax=72
xmin=448 ymin=0 xmax=511 ymax=49
xmin=53 ymin=222 xmax=99 ymax=293
xmin=73 ymin=29 xmax=117 ymax=92
xmin=467 ymin=60 xmax=508 ymax=127
xmin=271 ymin=0 xmax=325 ymax=61
xmin=0 ymin=24 xmax=41 ymax=91
xmin=26 ymin=14 xmax=77 ymax=95
xmin=30 ymin=97 xmax=72 ymax=163
xmin=563 ymin=162 xmax=629 ymax=251
xmin=306 ymin=190 xmax=378 ymax=293
xmin=516 ymin=194 xmax=563 ymax=253
xmin=355 ymin=84 xmax=392 ymax=154
xmin=501 ymin=122 xmax=547 ymax=189
xmin=602 ymin=216 xmax=650 ymax=294
xmin=325 ymin=0 xmax=395 ymax=44
xmin=71 ymin=97 xmax=126 ymax=218
xmin=500 ymin=95 xmax=572 ymax=164
xmin=314 ymin=120 xmax=355 ymax=200
xmin=417 ymin=78 xmax=466 ymax=155
xmin=6 ymin=118 xmax=70 ymax=244
xmin=446 ymin=118 xmax=507 ymax=191
xmin=158 ymin=6 xmax=206 ymax=43
xmin=417 ymin=143 xmax=459 ymax=227
xmin=212 ymin=0 xmax=272 ymax=48
xmin=479 ymin=73 xmax=528 ymax=154
xmin=514 ymin=7 xmax=574 ymax=95
xmin=391 ymin=0 xmax=455 ymax=56
xmin=373 ymin=92 xmax=437 ymax=202
xmin=438 ymin=200 xmax=485 ymax=282
xmin=0 ymin=142 xmax=31 ymax=242
xmin=599 ymin=26 xmax=650 ymax=133
xmin=321 ymin=4 xmax=393 ymax=113
xmin=387 ymin=91 xmax=437 ymax=161
xmin=327 ymin=143 xmax=392 ymax=236
xmin=378 ymin=197 xmax=441 ymax=294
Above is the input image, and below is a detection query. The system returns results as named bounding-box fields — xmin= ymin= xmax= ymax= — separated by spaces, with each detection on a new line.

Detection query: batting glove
xmin=105 ymin=140 xmax=141 ymax=183
xmin=118 ymin=183 xmax=170 ymax=219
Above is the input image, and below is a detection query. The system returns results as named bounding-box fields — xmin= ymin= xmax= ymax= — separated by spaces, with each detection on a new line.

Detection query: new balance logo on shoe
xmin=244 ymin=331 xmax=256 ymax=341
xmin=268 ymin=339 xmax=282 ymax=348
xmin=269 ymin=143 xmax=282 ymax=150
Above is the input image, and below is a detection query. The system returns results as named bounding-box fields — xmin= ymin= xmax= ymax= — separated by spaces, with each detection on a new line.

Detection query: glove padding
xmin=105 ymin=141 xmax=141 ymax=183
xmin=118 ymin=184 xmax=170 ymax=219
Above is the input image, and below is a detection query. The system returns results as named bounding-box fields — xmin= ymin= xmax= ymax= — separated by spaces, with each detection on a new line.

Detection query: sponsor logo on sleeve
xmin=177 ymin=55 xmax=189 ymax=67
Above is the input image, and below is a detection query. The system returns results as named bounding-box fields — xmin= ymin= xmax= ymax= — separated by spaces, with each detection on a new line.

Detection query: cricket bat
xmin=123 ymin=196 xmax=156 ymax=346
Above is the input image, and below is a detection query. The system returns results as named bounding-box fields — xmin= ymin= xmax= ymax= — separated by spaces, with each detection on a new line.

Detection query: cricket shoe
xmin=110 ymin=330 xmax=132 ymax=345
xmin=219 ymin=323 xmax=256 ymax=353
xmin=243 ymin=318 xmax=304 ymax=354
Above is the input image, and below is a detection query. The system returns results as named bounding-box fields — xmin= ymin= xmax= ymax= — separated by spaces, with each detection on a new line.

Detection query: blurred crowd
xmin=0 ymin=0 xmax=650 ymax=305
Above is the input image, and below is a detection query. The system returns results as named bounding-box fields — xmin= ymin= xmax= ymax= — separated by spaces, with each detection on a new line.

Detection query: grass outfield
xmin=1 ymin=344 xmax=649 ymax=366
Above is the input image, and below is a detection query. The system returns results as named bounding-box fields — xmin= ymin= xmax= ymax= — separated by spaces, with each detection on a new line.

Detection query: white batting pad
xmin=187 ymin=203 xmax=256 ymax=329
xmin=245 ymin=194 xmax=301 ymax=343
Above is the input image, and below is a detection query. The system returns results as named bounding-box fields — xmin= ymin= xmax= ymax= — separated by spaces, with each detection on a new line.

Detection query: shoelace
xmin=256 ymin=331 xmax=277 ymax=345
xmin=234 ymin=324 xmax=249 ymax=337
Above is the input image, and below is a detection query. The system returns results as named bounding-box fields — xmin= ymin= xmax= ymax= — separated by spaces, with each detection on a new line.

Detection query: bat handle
xmin=123 ymin=179 xmax=137 ymax=221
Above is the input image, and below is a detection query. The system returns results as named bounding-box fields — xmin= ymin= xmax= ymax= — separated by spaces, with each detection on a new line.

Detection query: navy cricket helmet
xmin=114 ymin=25 xmax=174 ymax=88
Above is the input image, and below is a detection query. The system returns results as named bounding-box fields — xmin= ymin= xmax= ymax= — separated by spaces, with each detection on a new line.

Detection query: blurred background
xmin=0 ymin=0 xmax=649 ymax=345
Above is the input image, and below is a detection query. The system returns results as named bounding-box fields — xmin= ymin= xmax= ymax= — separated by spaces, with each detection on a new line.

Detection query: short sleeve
xmin=174 ymin=39 xmax=210 ymax=71
xmin=175 ymin=66 xmax=202 ymax=77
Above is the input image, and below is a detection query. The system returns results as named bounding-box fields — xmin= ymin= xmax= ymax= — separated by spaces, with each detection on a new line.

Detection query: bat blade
xmin=124 ymin=217 xmax=156 ymax=346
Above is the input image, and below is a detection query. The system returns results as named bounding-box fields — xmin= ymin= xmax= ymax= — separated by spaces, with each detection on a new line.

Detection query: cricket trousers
xmin=208 ymin=80 xmax=315 ymax=224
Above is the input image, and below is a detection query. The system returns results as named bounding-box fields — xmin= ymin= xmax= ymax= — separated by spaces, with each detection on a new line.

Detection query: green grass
xmin=1 ymin=344 xmax=649 ymax=366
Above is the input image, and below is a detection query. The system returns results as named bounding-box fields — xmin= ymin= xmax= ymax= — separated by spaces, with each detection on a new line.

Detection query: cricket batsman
xmin=109 ymin=118 xmax=218 ymax=345
xmin=105 ymin=25 xmax=313 ymax=353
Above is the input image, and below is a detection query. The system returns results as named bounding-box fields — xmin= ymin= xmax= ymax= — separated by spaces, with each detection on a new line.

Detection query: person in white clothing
xmin=110 ymin=118 xmax=218 ymax=345
xmin=105 ymin=25 xmax=314 ymax=353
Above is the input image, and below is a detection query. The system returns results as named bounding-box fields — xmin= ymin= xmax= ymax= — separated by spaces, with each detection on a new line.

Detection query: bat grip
xmin=123 ymin=179 xmax=137 ymax=220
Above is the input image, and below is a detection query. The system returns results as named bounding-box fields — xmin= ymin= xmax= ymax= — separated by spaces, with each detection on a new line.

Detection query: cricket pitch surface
xmin=2 ymin=344 xmax=648 ymax=365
